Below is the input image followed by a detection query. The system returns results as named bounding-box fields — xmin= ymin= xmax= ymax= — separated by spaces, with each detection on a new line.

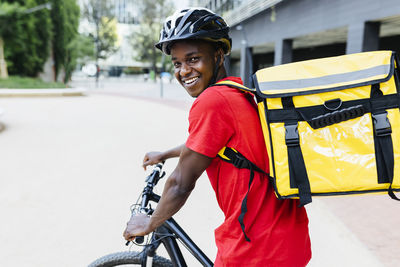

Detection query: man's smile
xmin=182 ymin=76 xmax=199 ymax=85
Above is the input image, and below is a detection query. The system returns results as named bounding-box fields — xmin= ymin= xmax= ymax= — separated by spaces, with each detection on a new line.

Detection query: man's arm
xmin=142 ymin=144 xmax=185 ymax=170
xmin=124 ymin=145 xmax=213 ymax=240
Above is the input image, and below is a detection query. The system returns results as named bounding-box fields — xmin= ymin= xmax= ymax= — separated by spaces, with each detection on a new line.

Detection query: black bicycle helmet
xmin=155 ymin=7 xmax=232 ymax=55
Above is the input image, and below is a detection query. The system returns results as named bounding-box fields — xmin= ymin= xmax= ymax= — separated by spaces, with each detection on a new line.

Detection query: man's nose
xmin=180 ymin=63 xmax=191 ymax=77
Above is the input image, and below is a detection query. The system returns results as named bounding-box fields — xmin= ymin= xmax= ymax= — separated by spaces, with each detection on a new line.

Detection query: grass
xmin=0 ymin=76 xmax=67 ymax=89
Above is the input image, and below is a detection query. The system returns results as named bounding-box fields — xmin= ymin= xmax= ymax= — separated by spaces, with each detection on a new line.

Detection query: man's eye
xmin=189 ymin=57 xmax=199 ymax=63
xmin=173 ymin=62 xmax=181 ymax=68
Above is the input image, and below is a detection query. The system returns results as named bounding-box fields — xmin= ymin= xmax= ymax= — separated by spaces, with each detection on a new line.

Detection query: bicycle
xmin=88 ymin=162 xmax=214 ymax=267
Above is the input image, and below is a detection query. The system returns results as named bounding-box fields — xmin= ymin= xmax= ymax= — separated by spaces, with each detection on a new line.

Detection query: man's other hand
xmin=123 ymin=213 xmax=152 ymax=241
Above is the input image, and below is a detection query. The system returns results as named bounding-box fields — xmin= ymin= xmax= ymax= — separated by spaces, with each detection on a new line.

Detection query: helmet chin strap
xmin=207 ymin=56 xmax=222 ymax=87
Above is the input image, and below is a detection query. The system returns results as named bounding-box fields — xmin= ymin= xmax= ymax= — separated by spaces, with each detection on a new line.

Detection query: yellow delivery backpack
xmin=216 ymin=50 xmax=400 ymax=207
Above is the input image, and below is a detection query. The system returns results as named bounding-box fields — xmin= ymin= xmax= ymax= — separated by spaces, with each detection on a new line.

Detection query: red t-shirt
xmin=186 ymin=77 xmax=311 ymax=267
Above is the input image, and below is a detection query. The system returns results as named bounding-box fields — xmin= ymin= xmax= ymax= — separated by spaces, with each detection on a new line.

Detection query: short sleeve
xmin=186 ymin=89 xmax=235 ymax=158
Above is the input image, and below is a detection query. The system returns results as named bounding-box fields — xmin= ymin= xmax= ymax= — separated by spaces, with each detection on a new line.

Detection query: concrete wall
xmin=231 ymin=0 xmax=400 ymax=50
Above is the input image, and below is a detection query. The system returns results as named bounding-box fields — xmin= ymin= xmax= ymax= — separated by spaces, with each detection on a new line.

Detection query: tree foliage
xmin=2 ymin=0 xmax=52 ymax=77
xmin=0 ymin=2 xmax=24 ymax=27
xmin=65 ymin=34 xmax=95 ymax=81
xmin=82 ymin=0 xmax=118 ymax=63
xmin=0 ymin=0 xmax=83 ymax=82
xmin=97 ymin=16 xmax=118 ymax=59
xmin=131 ymin=0 xmax=175 ymax=74
xmin=0 ymin=3 xmax=25 ymax=45
xmin=0 ymin=2 xmax=24 ymax=78
xmin=50 ymin=0 xmax=81 ymax=82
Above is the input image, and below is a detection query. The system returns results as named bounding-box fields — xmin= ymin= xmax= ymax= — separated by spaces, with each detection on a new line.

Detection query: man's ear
xmin=214 ymin=48 xmax=225 ymax=67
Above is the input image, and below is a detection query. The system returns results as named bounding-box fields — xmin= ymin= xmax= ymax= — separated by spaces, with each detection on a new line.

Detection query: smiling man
xmin=123 ymin=8 xmax=311 ymax=267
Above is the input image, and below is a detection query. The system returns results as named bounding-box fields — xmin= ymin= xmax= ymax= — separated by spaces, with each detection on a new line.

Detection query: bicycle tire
xmin=88 ymin=251 xmax=173 ymax=267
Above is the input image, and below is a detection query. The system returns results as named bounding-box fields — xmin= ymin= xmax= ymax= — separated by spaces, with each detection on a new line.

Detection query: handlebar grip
xmin=153 ymin=163 xmax=164 ymax=174
xmin=135 ymin=236 xmax=144 ymax=244
xmin=125 ymin=236 xmax=144 ymax=246
xmin=145 ymin=162 xmax=164 ymax=184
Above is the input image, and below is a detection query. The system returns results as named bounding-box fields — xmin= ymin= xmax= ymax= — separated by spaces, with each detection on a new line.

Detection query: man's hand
xmin=135 ymin=146 xmax=212 ymax=236
xmin=142 ymin=144 xmax=185 ymax=170
xmin=123 ymin=213 xmax=152 ymax=241
xmin=142 ymin=152 xmax=164 ymax=170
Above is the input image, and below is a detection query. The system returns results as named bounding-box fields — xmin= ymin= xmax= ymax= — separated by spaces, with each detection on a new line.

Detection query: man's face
xmin=170 ymin=40 xmax=216 ymax=97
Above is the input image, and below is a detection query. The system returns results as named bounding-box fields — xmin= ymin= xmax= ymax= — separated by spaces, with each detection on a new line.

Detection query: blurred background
xmin=1 ymin=0 xmax=400 ymax=88
xmin=0 ymin=0 xmax=400 ymax=266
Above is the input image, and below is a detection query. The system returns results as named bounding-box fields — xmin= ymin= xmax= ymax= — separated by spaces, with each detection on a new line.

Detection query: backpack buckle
xmin=285 ymin=124 xmax=300 ymax=146
xmin=372 ymin=112 xmax=392 ymax=136
xmin=232 ymin=155 xmax=250 ymax=169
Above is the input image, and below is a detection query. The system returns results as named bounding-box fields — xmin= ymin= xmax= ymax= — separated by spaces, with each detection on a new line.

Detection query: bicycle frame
xmin=142 ymin=218 xmax=213 ymax=267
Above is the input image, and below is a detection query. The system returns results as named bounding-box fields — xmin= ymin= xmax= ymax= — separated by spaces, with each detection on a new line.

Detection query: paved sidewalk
xmin=319 ymin=195 xmax=400 ymax=267
xmin=306 ymin=199 xmax=384 ymax=267
xmin=0 ymin=94 xmax=208 ymax=267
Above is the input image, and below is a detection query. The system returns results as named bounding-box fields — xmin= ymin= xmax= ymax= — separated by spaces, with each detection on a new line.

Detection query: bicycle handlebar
xmin=140 ymin=162 xmax=164 ymax=210
xmin=127 ymin=162 xmax=165 ymax=246
xmin=145 ymin=162 xmax=164 ymax=183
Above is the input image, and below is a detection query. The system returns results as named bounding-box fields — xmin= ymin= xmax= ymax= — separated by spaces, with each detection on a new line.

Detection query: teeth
xmin=184 ymin=77 xmax=198 ymax=84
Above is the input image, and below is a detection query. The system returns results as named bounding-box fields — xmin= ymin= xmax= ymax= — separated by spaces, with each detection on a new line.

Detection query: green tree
xmin=0 ymin=2 xmax=24 ymax=78
xmin=97 ymin=16 xmax=118 ymax=59
xmin=131 ymin=0 xmax=174 ymax=78
xmin=65 ymin=33 xmax=95 ymax=81
xmin=83 ymin=0 xmax=119 ymax=82
xmin=1 ymin=1 xmax=84 ymax=83
xmin=2 ymin=0 xmax=52 ymax=77
xmin=50 ymin=0 xmax=81 ymax=83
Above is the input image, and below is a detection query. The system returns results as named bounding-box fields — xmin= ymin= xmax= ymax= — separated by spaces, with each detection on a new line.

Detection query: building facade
xmin=195 ymin=0 xmax=400 ymax=86
xmin=78 ymin=0 xmax=147 ymax=76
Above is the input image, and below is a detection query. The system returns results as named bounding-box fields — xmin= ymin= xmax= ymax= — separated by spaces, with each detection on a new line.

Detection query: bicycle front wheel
xmin=88 ymin=251 xmax=173 ymax=267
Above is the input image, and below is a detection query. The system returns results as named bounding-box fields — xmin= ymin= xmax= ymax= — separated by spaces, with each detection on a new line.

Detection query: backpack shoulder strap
xmin=217 ymin=147 xmax=266 ymax=174
xmin=212 ymin=80 xmax=256 ymax=94
xmin=217 ymin=146 xmax=268 ymax=243
xmin=212 ymin=80 xmax=266 ymax=242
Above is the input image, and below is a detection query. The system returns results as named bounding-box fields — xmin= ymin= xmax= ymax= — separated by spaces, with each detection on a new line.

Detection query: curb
xmin=0 ymin=88 xmax=87 ymax=97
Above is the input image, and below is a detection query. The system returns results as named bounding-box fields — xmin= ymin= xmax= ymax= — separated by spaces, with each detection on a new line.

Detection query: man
xmin=124 ymin=8 xmax=311 ymax=266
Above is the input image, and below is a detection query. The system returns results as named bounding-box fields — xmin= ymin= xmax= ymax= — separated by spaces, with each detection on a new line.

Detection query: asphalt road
xmin=0 ymin=77 xmax=396 ymax=266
